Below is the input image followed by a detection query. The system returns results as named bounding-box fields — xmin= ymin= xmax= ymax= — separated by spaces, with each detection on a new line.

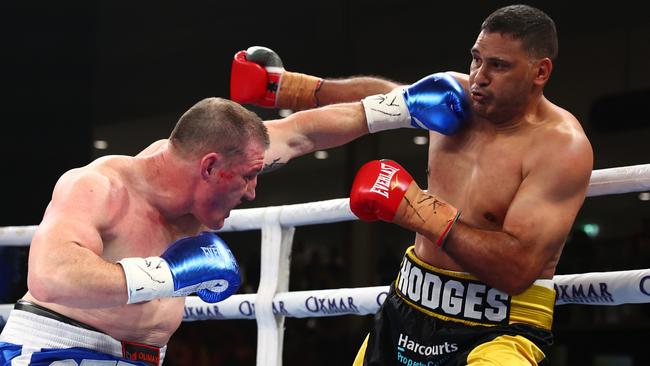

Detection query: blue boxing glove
xmin=361 ymin=72 xmax=469 ymax=135
xmin=118 ymin=232 xmax=240 ymax=304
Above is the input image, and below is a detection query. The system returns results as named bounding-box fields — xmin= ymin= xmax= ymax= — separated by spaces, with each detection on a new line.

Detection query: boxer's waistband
xmin=395 ymin=246 xmax=556 ymax=330
xmin=15 ymin=300 xmax=101 ymax=332
xmin=1 ymin=302 xmax=166 ymax=366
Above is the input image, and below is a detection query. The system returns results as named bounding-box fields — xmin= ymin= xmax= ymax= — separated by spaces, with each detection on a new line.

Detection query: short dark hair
xmin=170 ymin=97 xmax=269 ymax=159
xmin=481 ymin=4 xmax=558 ymax=60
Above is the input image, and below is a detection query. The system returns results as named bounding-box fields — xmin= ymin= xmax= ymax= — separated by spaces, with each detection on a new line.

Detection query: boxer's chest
xmin=100 ymin=200 xmax=190 ymax=261
xmin=427 ymin=131 xmax=530 ymax=229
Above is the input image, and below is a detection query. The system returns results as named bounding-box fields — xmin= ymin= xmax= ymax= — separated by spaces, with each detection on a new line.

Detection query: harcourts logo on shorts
xmin=396 ymin=333 xmax=457 ymax=365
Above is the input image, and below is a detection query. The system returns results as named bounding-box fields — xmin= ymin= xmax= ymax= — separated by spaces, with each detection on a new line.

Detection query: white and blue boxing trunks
xmin=0 ymin=301 xmax=166 ymax=366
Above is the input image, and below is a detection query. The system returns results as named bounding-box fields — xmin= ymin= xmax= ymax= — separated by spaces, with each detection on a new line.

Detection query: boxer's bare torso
xmin=25 ymin=142 xmax=199 ymax=346
xmin=415 ymin=95 xmax=589 ymax=280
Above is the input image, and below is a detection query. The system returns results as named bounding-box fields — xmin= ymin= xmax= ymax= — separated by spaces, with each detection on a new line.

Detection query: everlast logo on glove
xmin=369 ymin=162 xmax=400 ymax=198
xmin=122 ymin=341 xmax=161 ymax=366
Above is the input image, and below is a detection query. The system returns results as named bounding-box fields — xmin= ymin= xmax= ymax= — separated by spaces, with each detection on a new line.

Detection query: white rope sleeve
xmin=587 ymin=164 xmax=650 ymax=197
xmin=1 ymin=269 xmax=649 ymax=325
xmin=554 ymin=269 xmax=650 ymax=305
xmin=179 ymin=268 xmax=650 ymax=322
xmin=182 ymin=286 xmax=390 ymax=321
xmin=1 ymin=164 xmax=649 ymax=246
xmin=0 ymin=225 xmax=38 ymax=247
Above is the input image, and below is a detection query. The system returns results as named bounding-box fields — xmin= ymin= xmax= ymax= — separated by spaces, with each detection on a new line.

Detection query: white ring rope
xmin=0 ymin=164 xmax=648 ymax=246
xmin=2 ymin=268 xmax=650 ymax=324
xmin=586 ymin=163 xmax=650 ymax=197
xmin=180 ymin=269 xmax=650 ymax=322
xmin=179 ymin=268 xmax=650 ymax=322
xmin=0 ymin=163 xmax=649 ymax=366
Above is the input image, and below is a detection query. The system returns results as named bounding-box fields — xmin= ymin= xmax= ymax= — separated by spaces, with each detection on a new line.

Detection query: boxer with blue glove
xmin=229 ymin=6 xmax=593 ymax=365
xmin=0 ymin=98 xmax=267 ymax=366
xmin=118 ymin=231 xmax=240 ymax=304
xmin=231 ymin=47 xmax=469 ymax=132
xmin=231 ymin=46 xmax=468 ymax=136
xmin=361 ymin=72 xmax=469 ymax=135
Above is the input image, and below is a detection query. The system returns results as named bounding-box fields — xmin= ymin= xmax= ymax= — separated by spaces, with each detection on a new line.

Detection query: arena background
xmin=1 ymin=1 xmax=649 ymax=365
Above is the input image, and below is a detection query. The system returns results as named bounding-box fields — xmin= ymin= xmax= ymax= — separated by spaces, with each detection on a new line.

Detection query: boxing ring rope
xmin=0 ymin=163 xmax=649 ymax=366
xmin=1 ymin=163 xmax=648 ymax=246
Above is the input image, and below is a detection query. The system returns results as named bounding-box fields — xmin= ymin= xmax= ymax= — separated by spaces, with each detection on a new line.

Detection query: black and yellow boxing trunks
xmin=354 ymin=246 xmax=556 ymax=366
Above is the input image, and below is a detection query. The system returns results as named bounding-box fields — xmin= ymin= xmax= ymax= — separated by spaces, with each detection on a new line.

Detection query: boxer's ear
xmin=533 ymin=57 xmax=552 ymax=86
xmin=200 ymin=152 xmax=222 ymax=179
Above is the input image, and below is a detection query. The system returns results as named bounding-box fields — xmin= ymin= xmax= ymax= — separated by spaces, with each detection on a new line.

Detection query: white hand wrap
xmin=361 ymin=88 xmax=412 ymax=133
xmin=118 ymin=257 xmax=174 ymax=304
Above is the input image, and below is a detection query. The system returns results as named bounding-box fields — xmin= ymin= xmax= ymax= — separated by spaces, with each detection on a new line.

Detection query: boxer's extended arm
xmin=317 ymin=72 xmax=471 ymax=107
xmin=262 ymin=74 xmax=469 ymax=173
xmin=230 ymin=46 xmax=474 ymax=111
xmin=444 ymin=129 xmax=593 ymax=294
xmin=230 ymin=46 xmax=402 ymax=110
xmin=314 ymin=77 xmax=401 ymax=106
xmin=28 ymin=170 xmax=133 ymax=308
xmin=262 ymin=102 xmax=368 ymax=172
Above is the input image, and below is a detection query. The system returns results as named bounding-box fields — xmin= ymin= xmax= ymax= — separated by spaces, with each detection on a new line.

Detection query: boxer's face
xmin=197 ymin=141 xmax=265 ymax=229
xmin=468 ymin=31 xmax=539 ymax=124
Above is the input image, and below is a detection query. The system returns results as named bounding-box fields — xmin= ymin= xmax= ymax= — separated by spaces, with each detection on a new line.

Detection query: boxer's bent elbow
xmin=499 ymin=269 xmax=541 ymax=296
xmin=27 ymin=271 xmax=54 ymax=302
xmin=27 ymin=265 xmax=73 ymax=303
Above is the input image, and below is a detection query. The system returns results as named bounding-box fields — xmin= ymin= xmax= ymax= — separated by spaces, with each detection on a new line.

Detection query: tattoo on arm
xmin=314 ymin=79 xmax=324 ymax=107
xmin=261 ymin=158 xmax=286 ymax=174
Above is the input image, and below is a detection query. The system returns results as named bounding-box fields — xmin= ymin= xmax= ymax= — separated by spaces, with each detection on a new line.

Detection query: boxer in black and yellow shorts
xmin=354 ymin=247 xmax=556 ymax=365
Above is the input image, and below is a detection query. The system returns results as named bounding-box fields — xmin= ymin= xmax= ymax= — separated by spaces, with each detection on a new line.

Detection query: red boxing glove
xmin=230 ymin=46 xmax=283 ymax=108
xmin=350 ymin=159 xmax=460 ymax=247
xmin=230 ymin=46 xmax=323 ymax=110
xmin=349 ymin=159 xmax=414 ymax=222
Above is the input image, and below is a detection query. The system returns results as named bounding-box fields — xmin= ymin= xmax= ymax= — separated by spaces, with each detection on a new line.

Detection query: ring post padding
xmin=255 ymin=206 xmax=295 ymax=366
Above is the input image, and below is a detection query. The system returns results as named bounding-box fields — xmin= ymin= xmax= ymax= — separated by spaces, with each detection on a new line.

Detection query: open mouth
xmin=470 ymin=89 xmax=488 ymax=103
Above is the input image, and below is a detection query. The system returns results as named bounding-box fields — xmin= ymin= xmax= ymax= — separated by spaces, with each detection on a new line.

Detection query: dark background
xmin=1 ymin=1 xmax=649 ymax=365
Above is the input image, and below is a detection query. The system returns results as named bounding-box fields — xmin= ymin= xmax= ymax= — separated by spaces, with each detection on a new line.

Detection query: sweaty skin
xmin=25 ymin=140 xmax=266 ymax=346
xmin=416 ymin=32 xmax=592 ymax=293
xmin=260 ymin=31 xmax=593 ymax=295
xmin=417 ymin=91 xmax=590 ymax=290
